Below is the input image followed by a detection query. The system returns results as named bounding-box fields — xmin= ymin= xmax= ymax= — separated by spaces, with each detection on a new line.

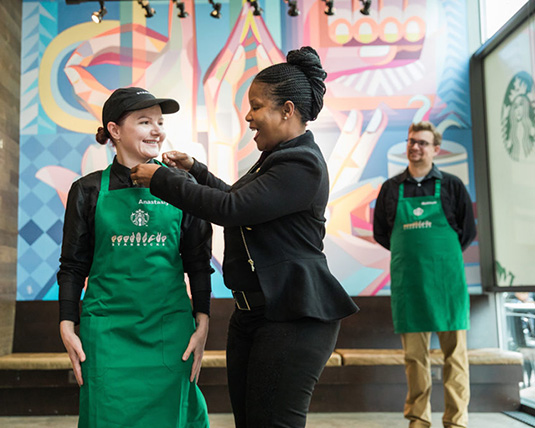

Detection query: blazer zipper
xmin=240 ymin=226 xmax=255 ymax=272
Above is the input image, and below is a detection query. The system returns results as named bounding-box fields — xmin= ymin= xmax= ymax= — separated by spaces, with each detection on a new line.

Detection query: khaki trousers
xmin=401 ymin=331 xmax=470 ymax=428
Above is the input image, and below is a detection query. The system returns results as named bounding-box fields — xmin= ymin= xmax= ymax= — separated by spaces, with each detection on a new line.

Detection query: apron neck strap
xmin=434 ymin=179 xmax=441 ymax=197
xmin=100 ymin=165 xmax=112 ymax=194
xmin=399 ymin=182 xmax=404 ymax=199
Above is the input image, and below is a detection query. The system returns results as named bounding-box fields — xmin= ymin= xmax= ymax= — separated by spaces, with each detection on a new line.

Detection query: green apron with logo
xmin=78 ymin=165 xmax=209 ymax=428
xmin=390 ymin=179 xmax=470 ymax=334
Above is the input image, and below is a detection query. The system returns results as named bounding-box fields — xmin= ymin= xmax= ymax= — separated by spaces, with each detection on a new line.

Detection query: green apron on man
xmin=390 ymin=180 xmax=470 ymax=334
xmin=78 ymin=165 xmax=208 ymax=428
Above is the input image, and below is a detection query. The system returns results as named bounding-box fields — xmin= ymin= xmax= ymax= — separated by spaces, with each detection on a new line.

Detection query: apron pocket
xmin=433 ymin=255 xmax=470 ymax=330
xmin=162 ymin=310 xmax=195 ymax=373
xmin=80 ymin=316 xmax=110 ymax=379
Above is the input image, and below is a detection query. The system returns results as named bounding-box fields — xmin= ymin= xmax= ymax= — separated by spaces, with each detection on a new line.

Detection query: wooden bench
xmin=0 ymin=348 xmax=517 ymax=370
xmin=0 ymin=348 xmax=522 ymax=415
xmin=200 ymin=350 xmax=342 ymax=367
xmin=3 ymin=296 xmax=522 ymax=415
xmin=311 ymin=348 xmax=523 ymax=412
xmin=335 ymin=348 xmax=523 ymax=366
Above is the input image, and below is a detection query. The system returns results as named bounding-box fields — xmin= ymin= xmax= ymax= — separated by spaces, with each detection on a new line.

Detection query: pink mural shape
xmin=302 ymin=0 xmax=436 ymax=112
xmin=35 ymin=166 xmax=80 ymax=208
xmin=325 ymin=107 xmax=391 ymax=295
xmin=38 ymin=1 xmax=200 ymax=207
xmin=202 ymin=1 xmax=285 ymax=182
xmin=37 ymin=144 xmax=113 ymax=208
xmin=65 ymin=24 xmax=169 ymax=120
xmin=63 ymin=1 xmax=199 ymax=133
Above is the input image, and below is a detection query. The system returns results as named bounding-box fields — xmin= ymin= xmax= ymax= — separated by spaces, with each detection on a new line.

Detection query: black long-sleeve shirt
xmin=373 ymin=165 xmax=476 ymax=251
xmin=58 ymin=157 xmax=213 ymax=324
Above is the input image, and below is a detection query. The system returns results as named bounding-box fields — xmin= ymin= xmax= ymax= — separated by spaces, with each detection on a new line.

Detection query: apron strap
xmin=434 ymin=179 xmax=441 ymax=197
xmin=99 ymin=160 xmax=162 ymax=195
xmin=100 ymin=165 xmax=112 ymax=194
xmin=398 ymin=182 xmax=405 ymax=200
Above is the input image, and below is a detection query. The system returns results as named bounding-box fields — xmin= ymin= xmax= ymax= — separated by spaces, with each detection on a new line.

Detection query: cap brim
xmin=126 ymin=98 xmax=180 ymax=114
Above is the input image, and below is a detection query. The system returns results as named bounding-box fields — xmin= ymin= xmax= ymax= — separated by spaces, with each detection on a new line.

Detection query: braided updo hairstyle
xmin=253 ymin=46 xmax=327 ymax=123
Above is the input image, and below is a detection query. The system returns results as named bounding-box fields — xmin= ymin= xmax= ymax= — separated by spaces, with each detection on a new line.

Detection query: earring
xmin=283 ymin=116 xmax=288 ymax=120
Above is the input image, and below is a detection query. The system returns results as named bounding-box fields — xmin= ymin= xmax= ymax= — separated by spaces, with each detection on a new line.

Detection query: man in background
xmin=373 ymin=121 xmax=476 ymax=428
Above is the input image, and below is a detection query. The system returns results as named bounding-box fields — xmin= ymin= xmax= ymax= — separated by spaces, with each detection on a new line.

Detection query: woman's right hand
xmin=60 ymin=320 xmax=86 ymax=386
xmin=162 ymin=151 xmax=194 ymax=171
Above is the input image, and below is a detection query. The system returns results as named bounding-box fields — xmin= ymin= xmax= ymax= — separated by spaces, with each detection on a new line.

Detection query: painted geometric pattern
xmin=436 ymin=0 xmax=472 ymax=126
xmin=17 ymin=133 xmax=108 ymax=300
xmin=16 ymin=0 xmax=481 ymax=300
xmin=20 ymin=1 xmax=57 ymax=135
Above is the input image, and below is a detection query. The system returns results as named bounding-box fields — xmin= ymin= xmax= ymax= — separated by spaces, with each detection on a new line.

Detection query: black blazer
xmin=151 ymin=131 xmax=358 ymax=321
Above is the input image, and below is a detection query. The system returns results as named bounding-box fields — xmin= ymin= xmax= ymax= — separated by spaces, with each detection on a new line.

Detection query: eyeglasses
xmin=406 ymin=139 xmax=433 ymax=148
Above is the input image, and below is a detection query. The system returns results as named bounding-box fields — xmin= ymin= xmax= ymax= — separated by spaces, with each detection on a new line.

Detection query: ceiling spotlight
xmin=248 ymin=0 xmax=263 ymax=16
xmin=174 ymin=1 xmax=188 ymax=18
xmin=91 ymin=1 xmax=107 ymax=23
xmin=137 ymin=0 xmax=155 ymax=18
xmin=323 ymin=0 xmax=334 ymax=16
xmin=360 ymin=0 xmax=371 ymax=15
xmin=208 ymin=0 xmax=221 ymax=19
xmin=284 ymin=0 xmax=300 ymax=17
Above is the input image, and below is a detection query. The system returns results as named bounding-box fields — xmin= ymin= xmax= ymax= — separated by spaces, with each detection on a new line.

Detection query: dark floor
xmin=0 ymin=412 xmax=530 ymax=428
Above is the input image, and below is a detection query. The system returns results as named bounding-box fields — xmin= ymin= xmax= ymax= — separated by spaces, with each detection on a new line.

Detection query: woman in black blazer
xmin=132 ymin=46 xmax=358 ymax=428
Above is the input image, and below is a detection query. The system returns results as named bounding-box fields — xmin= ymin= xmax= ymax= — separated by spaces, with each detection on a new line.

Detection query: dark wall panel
xmin=0 ymin=0 xmax=21 ymax=356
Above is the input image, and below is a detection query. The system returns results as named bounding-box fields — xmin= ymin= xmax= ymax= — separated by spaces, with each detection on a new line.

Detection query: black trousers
xmin=226 ymin=307 xmax=341 ymax=428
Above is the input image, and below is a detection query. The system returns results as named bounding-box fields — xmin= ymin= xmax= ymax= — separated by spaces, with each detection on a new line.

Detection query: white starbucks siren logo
xmin=501 ymin=72 xmax=535 ymax=161
xmin=131 ymin=209 xmax=149 ymax=226
xmin=413 ymin=207 xmax=424 ymax=217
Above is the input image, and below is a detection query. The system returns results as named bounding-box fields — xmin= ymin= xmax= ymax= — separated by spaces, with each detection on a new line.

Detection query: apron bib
xmin=390 ymin=180 xmax=470 ymax=334
xmin=78 ymin=165 xmax=208 ymax=428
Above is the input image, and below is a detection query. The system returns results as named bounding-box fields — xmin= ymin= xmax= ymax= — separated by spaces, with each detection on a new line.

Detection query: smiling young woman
xmin=57 ymin=87 xmax=212 ymax=428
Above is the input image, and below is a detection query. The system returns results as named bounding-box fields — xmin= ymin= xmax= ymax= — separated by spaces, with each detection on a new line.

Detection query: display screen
xmin=481 ymin=11 xmax=535 ymax=286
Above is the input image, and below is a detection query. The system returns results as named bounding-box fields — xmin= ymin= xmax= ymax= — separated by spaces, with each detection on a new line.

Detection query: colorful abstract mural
xmin=18 ymin=0 xmax=480 ymax=300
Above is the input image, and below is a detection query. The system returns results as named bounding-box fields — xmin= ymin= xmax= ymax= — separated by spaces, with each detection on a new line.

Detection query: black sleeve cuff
xmin=191 ymin=290 xmax=211 ymax=317
xmin=188 ymin=270 xmax=212 ymax=293
xmin=59 ymin=299 xmax=81 ymax=325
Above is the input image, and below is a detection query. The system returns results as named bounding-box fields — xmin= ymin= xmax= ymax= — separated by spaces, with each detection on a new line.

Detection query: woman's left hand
xmin=130 ymin=163 xmax=161 ymax=187
xmin=182 ymin=313 xmax=209 ymax=383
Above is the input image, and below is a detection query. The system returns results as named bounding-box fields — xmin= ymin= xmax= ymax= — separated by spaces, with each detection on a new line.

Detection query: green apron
xmin=78 ymin=165 xmax=209 ymax=428
xmin=390 ymin=179 xmax=470 ymax=334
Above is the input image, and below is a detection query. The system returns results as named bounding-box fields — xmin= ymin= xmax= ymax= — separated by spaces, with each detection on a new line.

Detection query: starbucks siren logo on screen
xmin=501 ymin=71 xmax=535 ymax=161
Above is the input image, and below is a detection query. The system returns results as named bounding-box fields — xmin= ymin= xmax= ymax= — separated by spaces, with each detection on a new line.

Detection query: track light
xmin=91 ymin=1 xmax=106 ymax=23
xmin=284 ymin=0 xmax=300 ymax=17
xmin=323 ymin=0 xmax=334 ymax=16
xmin=137 ymin=0 xmax=155 ymax=18
xmin=248 ymin=0 xmax=263 ymax=16
xmin=359 ymin=0 xmax=371 ymax=15
xmin=174 ymin=1 xmax=188 ymax=18
xmin=208 ymin=0 xmax=221 ymax=19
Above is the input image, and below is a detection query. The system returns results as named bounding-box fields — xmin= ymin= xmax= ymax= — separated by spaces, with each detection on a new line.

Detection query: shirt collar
xmin=394 ymin=163 xmax=442 ymax=184
xmin=111 ymin=156 xmax=157 ymax=186
xmin=272 ymin=130 xmax=314 ymax=153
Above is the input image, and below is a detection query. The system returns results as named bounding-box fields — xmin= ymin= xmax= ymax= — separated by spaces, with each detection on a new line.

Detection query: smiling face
xmin=245 ymin=81 xmax=290 ymax=152
xmin=108 ymin=104 xmax=165 ymax=168
xmin=406 ymin=129 xmax=440 ymax=168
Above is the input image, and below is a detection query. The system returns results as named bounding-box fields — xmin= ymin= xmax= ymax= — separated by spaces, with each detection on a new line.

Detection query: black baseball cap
xmin=102 ymin=87 xmax=180 ymax=132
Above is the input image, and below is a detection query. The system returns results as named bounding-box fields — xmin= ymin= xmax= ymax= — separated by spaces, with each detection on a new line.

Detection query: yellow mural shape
xmin=39 ymin=21 xmax=119 ymax=134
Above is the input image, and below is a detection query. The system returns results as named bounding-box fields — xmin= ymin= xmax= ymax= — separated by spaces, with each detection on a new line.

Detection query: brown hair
xmin=408 ymin=121 xmax=442 ymax=146
xmin=95 ymin=111 xmax=132 ymax=146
